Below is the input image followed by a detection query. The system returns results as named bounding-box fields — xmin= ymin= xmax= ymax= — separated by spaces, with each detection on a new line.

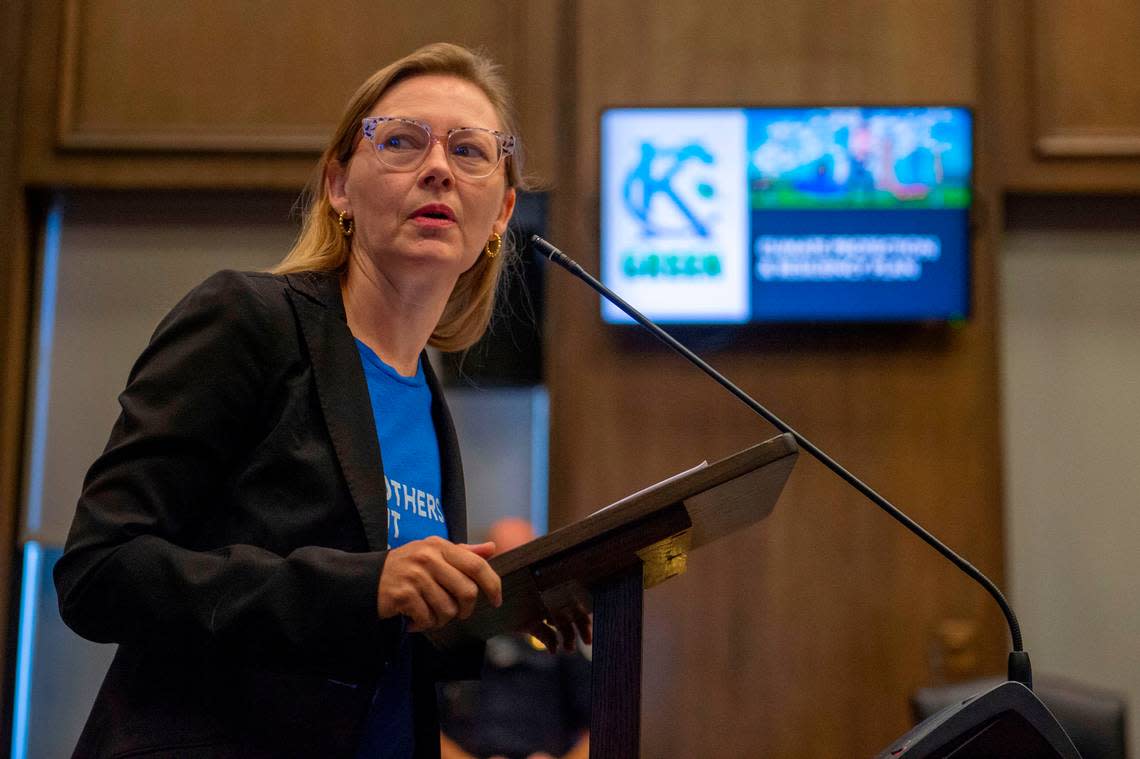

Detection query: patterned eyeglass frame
xmin=360 ymin=116 xmax=516 ymax=178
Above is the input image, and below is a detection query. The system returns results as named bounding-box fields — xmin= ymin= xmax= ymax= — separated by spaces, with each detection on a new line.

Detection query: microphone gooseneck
xmin=531 ymin=234 xmax=1032 ymax=688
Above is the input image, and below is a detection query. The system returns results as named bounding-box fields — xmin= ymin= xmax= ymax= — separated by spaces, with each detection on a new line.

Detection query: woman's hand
xmin=377 ymin=537 xmax=502 ymax=631
xmin=525 ymin=601 xmax=592 ymax=653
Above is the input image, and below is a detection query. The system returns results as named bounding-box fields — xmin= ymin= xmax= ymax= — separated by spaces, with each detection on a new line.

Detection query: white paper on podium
xmin=588 ymin=461 xmax=709 ymax=517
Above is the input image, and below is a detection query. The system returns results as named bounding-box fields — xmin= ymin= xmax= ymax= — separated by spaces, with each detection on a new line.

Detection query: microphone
xmin=532 ymin=234 xmax=1029 ymax=682
xmin=531 ymin=235 xmax=1082 ymax=757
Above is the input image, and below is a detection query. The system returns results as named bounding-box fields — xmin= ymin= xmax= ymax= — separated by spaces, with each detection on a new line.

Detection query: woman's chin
xmin=389 ymin=240 xmax=478 ymax=275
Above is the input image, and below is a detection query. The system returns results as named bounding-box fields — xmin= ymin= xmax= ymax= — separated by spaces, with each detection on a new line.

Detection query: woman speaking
xmin=53 ymin=42 xmax=561 ymax=758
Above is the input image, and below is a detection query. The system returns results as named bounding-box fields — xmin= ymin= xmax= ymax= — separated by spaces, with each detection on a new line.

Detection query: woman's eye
xmin=451 ymin=141 xmax=490 ymax=160
xmin=381 ymin=129 xmax=426 ymax=151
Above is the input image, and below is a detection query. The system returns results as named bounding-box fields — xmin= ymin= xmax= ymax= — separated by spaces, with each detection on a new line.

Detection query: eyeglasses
xmin=361 ymin=116 xmax=516 ymax=180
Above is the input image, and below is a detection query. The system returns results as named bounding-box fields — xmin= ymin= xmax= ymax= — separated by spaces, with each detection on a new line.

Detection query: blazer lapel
xmin=424 ymin=357 xmax=467 ymax=544
xmin=285 ymin=272 xmax=389 ymax=551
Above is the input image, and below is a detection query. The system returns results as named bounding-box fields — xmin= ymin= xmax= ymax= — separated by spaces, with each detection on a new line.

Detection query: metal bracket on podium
xmin=637 ymin=529 xmax=691 ymax=588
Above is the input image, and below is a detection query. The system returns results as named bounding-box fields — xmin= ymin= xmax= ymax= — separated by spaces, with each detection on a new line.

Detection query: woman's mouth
xmin=409 ymin=204 xmax=457 ymax=227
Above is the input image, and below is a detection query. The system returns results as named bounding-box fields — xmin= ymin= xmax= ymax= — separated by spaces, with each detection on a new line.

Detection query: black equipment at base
xmin=876 ymin=681 xmax=1081 ymax=758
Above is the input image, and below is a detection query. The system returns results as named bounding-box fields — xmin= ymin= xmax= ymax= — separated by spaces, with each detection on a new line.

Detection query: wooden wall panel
xmin=22 ymin=0 xmax=563 ymax=188
xmin=546 ymin=1 xmax=1006 ymax=756
xmin=1030 ymin=0 xmax=1140 ymax=158
xmin=989 ymin=0 xmax=1140 ymax=191
xmin=1 ymin=0 xmax=32 ymax=740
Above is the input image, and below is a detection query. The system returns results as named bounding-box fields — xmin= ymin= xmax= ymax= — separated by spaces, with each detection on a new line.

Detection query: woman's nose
xmin=419 ymin=138 xmax=455 ymax=187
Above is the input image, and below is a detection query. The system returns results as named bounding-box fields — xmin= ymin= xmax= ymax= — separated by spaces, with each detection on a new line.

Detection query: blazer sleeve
xmin=53 ymin=270 xmax=399 ymax=679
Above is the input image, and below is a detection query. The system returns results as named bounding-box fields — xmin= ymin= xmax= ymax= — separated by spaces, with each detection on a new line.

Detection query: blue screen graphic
xmin=600 ymin=106 xmax=972 ymax=324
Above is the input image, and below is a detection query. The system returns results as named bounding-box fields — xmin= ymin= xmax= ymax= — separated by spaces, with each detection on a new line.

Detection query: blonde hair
xmin=273 ymin=42 xmax=525 ymax=351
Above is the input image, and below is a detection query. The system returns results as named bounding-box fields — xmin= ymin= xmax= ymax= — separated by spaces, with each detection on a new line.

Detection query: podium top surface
xmin=429 ymin=433 xmax=798 ymax=647
xmin=490 ymin=432 xmax=797 ymax=576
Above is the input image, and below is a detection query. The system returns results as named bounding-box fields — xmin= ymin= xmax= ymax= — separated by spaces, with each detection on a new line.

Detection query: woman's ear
xmin=493 ymin=187 xmax=517 ymax=236
xmin=325 ymin=159 xmax=350 ymax=215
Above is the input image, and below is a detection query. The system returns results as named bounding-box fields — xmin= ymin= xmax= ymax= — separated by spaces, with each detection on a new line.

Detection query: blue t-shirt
xmin=353 ymin=341 xmax=449 ymax=759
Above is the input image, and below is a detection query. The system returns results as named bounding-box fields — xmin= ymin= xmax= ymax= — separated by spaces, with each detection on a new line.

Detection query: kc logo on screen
xmin=622 ymin=141 xmax=716 ymax=238
xmin=601 ymin=109 xmax=750 ymax=323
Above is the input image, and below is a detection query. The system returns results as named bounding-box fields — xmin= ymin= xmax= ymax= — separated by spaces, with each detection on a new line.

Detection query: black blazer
xmin=54 ymin=270 xmax=478 ymax=758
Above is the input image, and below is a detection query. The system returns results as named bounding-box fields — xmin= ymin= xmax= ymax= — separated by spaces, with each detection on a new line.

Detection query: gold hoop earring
xmin=337 ymin=210 xmax=354 ymax=238
xmin=483 ymin=232 xmax=502 ymax=259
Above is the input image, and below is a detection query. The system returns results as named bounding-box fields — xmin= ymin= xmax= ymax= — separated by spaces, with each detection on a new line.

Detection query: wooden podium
xmin=430 ymin=433 xmax=799 ymax=759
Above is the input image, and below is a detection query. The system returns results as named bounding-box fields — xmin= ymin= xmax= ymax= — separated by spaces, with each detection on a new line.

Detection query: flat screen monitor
xmin=600 ymin=106 xmax=973 ymax=324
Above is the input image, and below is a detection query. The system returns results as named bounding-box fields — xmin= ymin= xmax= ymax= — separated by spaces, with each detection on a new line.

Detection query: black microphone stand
xmin=530 ymin=235 xmax=1032 ymax=684
xmin=532 ymin=234 xmax=1084 ymax=757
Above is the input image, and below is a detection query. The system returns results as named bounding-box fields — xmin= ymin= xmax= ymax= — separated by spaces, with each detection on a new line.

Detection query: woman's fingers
xmin=572 ymin=602 xmax=592 ymax=645
xmin=550 ymin=614 xmax=576 ymax=652
xmin=430 ymin=559 xmax=482 ymax=620
xmin=401 ymin=587 xmax=435 ymax=632
xmin=377 ymin=537 xmax=502 ymax=630
xmin=443 ymin=542 xmax=502 ymax=607
xmin=531 ymin=600 xmax=592 ymax=652
xmin=459 ymin=541 xmax=496 ymax=559
xmin=414 ymin=565 xmax=459 ymax=625
xmin=525 ymin=620 xmax=559 ymax=652
xmin=381 ymin=537 xmax=591 ymax=647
